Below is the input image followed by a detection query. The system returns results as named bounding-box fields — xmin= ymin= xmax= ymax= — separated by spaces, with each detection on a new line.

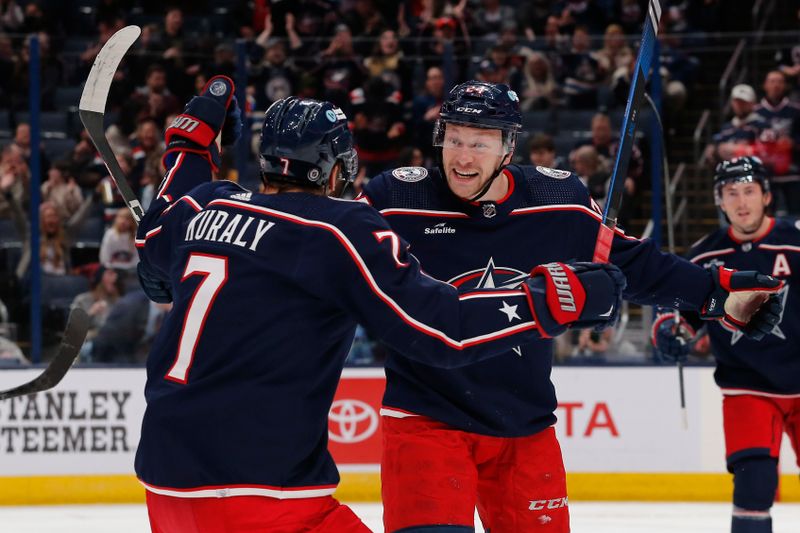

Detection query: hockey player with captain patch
xmin=653 ymin=156 xmax=800 ymax=533
xmin=358 ymin=81 xmax=785 ymax=533
xmin=133 ymin=76 xmax=634 ymax=532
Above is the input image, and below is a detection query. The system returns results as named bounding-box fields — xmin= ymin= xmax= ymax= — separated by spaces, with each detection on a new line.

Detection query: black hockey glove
xmin=700 ymin=266 xmax=783 ymax=341
xmin=137 ymin=261 xmax=173 ymax=304
xmin=522 ymin=262 xmax=626 ymax=338
xmin=164 ymin=75 xmax=242 ymax=171
xmin=650 ymin=310 xmax=696 ymax=362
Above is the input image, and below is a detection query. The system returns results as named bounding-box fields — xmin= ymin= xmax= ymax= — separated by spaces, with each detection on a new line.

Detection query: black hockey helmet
xmin=713 ymin=156 xmax=770 ymax=205
xmin=259 ymin=97 xmax=358 ymax=189
xmin=433 ymin=80 xmax=522 ymax=153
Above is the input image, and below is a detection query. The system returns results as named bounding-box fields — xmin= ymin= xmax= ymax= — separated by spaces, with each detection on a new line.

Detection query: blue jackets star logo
xmin=727 ymin=283 xmax=789 ymax=345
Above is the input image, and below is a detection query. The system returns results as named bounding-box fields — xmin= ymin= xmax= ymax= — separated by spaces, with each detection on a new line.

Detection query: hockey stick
xmin=0 ymin=308 xmax=89 ymax=401
xmin=643 ymin=92 xmax=689 ymax=428
xmin=592 ymin=0 xmax=662 ymax=262
xmin=79 ymin=25 xmax=144 ymax=223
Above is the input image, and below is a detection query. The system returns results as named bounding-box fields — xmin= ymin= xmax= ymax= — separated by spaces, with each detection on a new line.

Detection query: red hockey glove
xmin=701 ymin=266 xmax=784 ymax=340
xmin=164 ymin=75 xmax=242 ymax=171
xmin=522 ymin=262 xmax=626 ymax=338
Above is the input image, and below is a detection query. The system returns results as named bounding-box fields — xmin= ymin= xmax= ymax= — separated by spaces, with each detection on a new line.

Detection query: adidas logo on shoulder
xmin=230 ymin=192 xmax=252 ymax=202
xmin=424 ymin=222 xmax=456 ymax=235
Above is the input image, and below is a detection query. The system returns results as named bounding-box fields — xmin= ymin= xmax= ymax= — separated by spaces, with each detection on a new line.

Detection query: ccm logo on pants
xmin=529 ymin=497 xmax=569 ymax=511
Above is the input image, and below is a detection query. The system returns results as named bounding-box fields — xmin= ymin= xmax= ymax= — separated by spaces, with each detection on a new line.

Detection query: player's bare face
xmin=720 ymin=182 xmax=771 ymax=237
xmin=441 ymin=124 xmax=507 ymax=200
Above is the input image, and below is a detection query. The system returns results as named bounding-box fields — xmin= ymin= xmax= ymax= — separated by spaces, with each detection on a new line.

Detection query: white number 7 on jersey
xmin=167 ymin=253 xmax=229 ymax=383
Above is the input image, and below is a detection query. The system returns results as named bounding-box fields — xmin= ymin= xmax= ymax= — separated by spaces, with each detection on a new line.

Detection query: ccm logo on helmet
xmin=455 ymin=107 xmax=482 ymax=114
xmin=545 ymin=263 xmax=577 ymax=313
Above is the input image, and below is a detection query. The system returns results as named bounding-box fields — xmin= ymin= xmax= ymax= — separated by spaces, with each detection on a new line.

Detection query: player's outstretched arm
xmin=699 ymin=267 xmax=783 ymax=341
xmin=310 ymin=210 xmax=625 ymax=368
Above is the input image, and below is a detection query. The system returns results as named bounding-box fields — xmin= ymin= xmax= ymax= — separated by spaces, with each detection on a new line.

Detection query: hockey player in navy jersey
xmin=358 ymin=81 xmax=785 ymax=533
xmin=133 ymin=76 xmax=633 ymax=533
xmin=653 ymin=156 xmax=799 ymax=533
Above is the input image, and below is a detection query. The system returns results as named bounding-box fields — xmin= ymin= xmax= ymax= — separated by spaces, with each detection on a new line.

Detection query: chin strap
xmin=466 ymin=162 xmax=507 ymax=202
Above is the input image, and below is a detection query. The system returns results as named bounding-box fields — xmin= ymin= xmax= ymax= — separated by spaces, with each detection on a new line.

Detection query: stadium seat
xmin=521 ymin=110 xmax=556 ymax=135
xmin=43 ymin=138 xmax=77 ymax=161
xmin=74 ymin=216 xmax=105 ymax=248
xmin=55 ymin=86 xmax=83 ymax=111
xmin=554 ymin=109 xmax=599 ymax=135
xmin=14 ymin=112 xmax=70 ymax=139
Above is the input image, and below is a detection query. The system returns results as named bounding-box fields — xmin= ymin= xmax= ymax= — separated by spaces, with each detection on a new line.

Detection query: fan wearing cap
xmin=653 ymin=156 xmax=799 ymax=533
xmin=708 ymin=84 xmax=769 ymax=165
xmin=360 ymin=82 xmax=784 ymax=533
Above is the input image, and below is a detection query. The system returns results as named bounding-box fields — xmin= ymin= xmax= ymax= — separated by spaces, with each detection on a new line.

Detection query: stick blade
xmin=0 ymin=308 xmax=89 ymax=401
xmin=79 ymin=25 xmax=141 ymax=113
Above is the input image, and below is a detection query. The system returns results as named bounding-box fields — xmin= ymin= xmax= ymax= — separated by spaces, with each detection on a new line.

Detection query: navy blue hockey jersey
xmin=361 ymin=165 xmax=715 ymax=437
xmin=134 ymin=153 xmax=550 ymax=498
xmin=688 ymin=217 xmax=800 ymax=395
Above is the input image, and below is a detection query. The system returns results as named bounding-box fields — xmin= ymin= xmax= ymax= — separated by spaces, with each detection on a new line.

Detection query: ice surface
xmin=0 ymin=502 xmax=798 ymax=532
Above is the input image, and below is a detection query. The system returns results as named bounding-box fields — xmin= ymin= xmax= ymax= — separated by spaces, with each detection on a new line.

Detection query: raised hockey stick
xmin=79 ymin=25 xmax=144 ymax=223
xmin=0 ymin=308 xmax=89 ymax=401
xmin=592 ymin=0 xmax=662 ymax=262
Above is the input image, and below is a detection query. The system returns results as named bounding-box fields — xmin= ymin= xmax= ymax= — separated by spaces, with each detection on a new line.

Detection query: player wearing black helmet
xmin=360 ymin=84 xmax=784 ymax=532
xmin=654 ymin=156 xmax=799 ymax=533
xmin=134 ymin=80 xmax=631 ymax=532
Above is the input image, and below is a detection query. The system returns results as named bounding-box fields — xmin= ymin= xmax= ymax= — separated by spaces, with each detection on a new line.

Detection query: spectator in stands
xmin=130 ymin=118 xmax=164 ymax=192
xmin=518 ymin=0 xmax=553 ymax=41
xmin=10 ymin=122 xmax=50 ymax=175
xmin=79 ymin=17 xmax=124 ymax=79
xmin=250 ymin=34 xmax=298 ymax=111
xmin=596 ymin=23 xmax=633 ymax=80
xmin=90 ymin=289 xmax=171 ymax=364
xmin=70 ymin=265 xmax=122 ymax=359
xmin=411 ymin=66 xmax=445 ymax=161
xmin=341 ymin=0 xmax=386 ymax=58
xmin=570 ymin=144 xmax=608 ymax=205
xmin=0 ymin=0 xmax=24 ymax=34
xmin=316 ymin=24 xmax=366 ymax=112
xmin=8 ymin=196 xmax=92 ymax=280
xmin=560 ymin=25 xmax=606 ymax=109
xmin=776 ymin=44 xmax=800 ymax=99
xmin=67 ymin=129 xmax=104 ymax=189
xmin=471 ymin=0 xmax=515 ymax=41
xmin=0 ymin=144 xmax=29 ymax=218
xmin=553 ymin=0 xmax=608 ymax=35
xmin=350 ymin=76 xmax=406 ymax=175
xmin=364 ymin=29 xmax=411 ymax=99
xmin=12 ymin=31 xmax=63 ymax=112
xmin=124 ymin=64 xmax=181 ymax=130
xmin=528 ymin=133 xmax=561 ymax=169
xmin=657 ymin=18 xmax=700 ymax=115
xmin=41 ymin=160 xmax=82 ymax=221
xmin=0 ymin=32 xmax=16 ymax=104
xmin=418 ymin=15 xmax=471 ymax=82
xmin=99 ymin=207 xmax=137 ymax=271
xmin=395 ymin=146 xmax=424 ymax=168
xmin=755 ymin=70 xmax=800 ymax=214
xmin=617 ymin=0 xmax=643 ymax=35
xmin=520 ymin=51 xmax=558 ymax=110
xmin=204 ymin=43 xmax=236 ymax=81
xmin=706 ymin=84 xmax=766 ymax=166
xmin=574 ymin=113 xmax=643 ymax=195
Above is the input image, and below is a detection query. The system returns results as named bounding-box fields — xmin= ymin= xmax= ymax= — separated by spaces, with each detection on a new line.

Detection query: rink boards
xmin=0 ymin=366 xmax=797 ymax=505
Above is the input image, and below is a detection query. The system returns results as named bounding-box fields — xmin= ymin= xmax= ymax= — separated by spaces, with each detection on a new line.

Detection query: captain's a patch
xmin=536 ymin=166 xmax=572 ymax=179
xmin=392 ymin=167 xmax=428 ymax=183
